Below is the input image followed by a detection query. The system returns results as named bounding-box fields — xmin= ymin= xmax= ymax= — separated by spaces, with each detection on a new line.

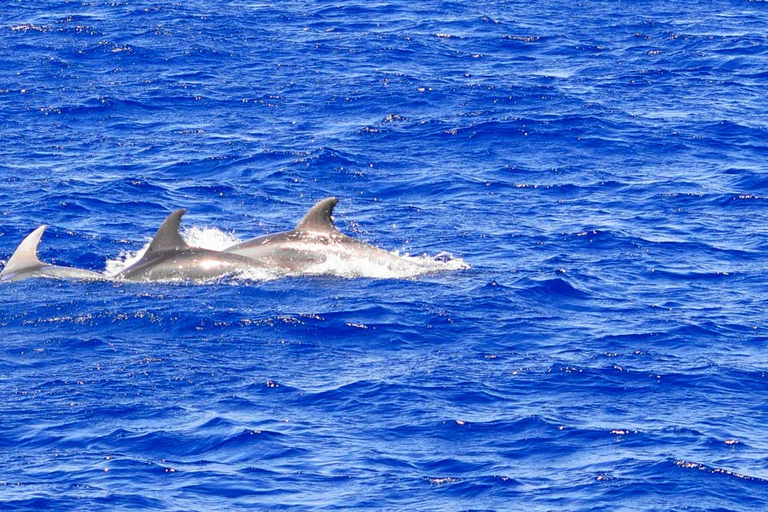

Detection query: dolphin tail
xmin=146 ymin=209 xmax=190 ymax=254
xmin=296 ymin=197 xmax=340 ymax=234
xmin=1 ymin=225 xmax=46 ymax=278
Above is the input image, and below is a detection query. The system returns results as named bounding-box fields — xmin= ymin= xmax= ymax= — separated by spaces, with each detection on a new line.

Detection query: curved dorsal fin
xmin=295 ymin=197 xmax=340 ymax=233
xmin=146 ymin=209 xmax=189 ymax=254
xmin=1 ymin=225 xmax=46 ymax=277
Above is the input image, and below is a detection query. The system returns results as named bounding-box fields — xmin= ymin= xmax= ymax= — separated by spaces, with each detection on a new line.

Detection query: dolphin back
xmin=0 ymin=225 xmax=46 ymax=279
xmin=1 ymin=225 xmax=105 ymax=282
xmin=146 ymin=209 xmax=190 ymax=254
xmin=295 ymin=197 xmax=340 ymax=234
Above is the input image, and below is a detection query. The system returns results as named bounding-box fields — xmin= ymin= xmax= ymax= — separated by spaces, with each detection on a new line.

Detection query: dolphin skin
xmin=224 ymin=197 xmax=410 ymax=272
xmin=117 ymin=209 xmax=274 ymax=281
xmin=0 ymin=226 xmax=104 ymax=282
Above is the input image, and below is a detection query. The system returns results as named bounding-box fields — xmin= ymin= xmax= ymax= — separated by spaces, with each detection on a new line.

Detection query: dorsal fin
xmin=1 ymin=225 xmax=46 ymax=277
xmin=146 ymin=209 xmax=189 ymax=254
xmin=295 ymin=197 xmax=340 ymax=233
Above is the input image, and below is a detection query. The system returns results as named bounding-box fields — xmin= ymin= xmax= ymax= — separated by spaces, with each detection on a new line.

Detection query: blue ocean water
xmin=2 ymin=0 xmax=768 ymax=510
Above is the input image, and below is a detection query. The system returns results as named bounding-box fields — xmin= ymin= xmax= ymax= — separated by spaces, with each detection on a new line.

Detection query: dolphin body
xmin=224 ymin=197 xmax=412 ymax=273
xmin=0 ymin=226 xmax=104 ymax=282
xmin=117 ymin=209 xmax=274 ymax=281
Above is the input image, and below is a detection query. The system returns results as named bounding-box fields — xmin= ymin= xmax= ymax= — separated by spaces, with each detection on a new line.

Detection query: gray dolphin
xmin=224 ymin=197 xmax=412 ymax=273
xmin=117 ymin=209 xmax=275 ymax=281
xmin=0 ymin=226 xmax=104 ymax=282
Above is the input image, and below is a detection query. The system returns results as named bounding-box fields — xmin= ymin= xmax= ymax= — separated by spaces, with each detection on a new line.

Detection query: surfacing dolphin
xmin=224 ymin=197 xmax=414 ymax=273
xmin=0 ymin=226 xmax=104 ymax=282
xmin=117 ymin=209 xmax=275 ymax=281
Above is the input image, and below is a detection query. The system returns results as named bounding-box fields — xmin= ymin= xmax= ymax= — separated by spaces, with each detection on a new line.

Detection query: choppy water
xmin=2 ymin=1 xmax=768 ymax=510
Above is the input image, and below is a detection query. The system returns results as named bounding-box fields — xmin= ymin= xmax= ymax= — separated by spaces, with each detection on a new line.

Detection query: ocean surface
xmin=2 ymin=1 xmax=768 ymax=510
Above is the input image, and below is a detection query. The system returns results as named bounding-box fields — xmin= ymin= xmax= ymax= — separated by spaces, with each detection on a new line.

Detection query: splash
xmin=298 ymin=247 xmax=470 ymax=279
xmin=104 ymin=245 xmax=147 ymax=277
xmin=183 ymin=226 xmax=240 ymax=250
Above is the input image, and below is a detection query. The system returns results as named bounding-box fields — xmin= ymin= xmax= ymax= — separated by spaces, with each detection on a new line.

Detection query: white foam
xmin=183 ymin=226 xmax=240 ymax=251
xmin=104 ymin=245 xmax=148 ymax=277
xmin=288 ymin=243 xmax=470 ymax=279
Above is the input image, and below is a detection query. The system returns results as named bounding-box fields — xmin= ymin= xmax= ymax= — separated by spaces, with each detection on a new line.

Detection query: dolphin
xmin=117 ymin=209 xmax=276 ymax=281
xmin=0 ymin=226 xmax=105 ymax=282
xmin=224 ymin=197 xmax=413 ymax=273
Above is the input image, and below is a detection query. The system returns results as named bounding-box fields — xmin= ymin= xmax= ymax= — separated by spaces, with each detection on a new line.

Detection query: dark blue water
xmin=2 ymin=1 xmax=768 ymax=510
